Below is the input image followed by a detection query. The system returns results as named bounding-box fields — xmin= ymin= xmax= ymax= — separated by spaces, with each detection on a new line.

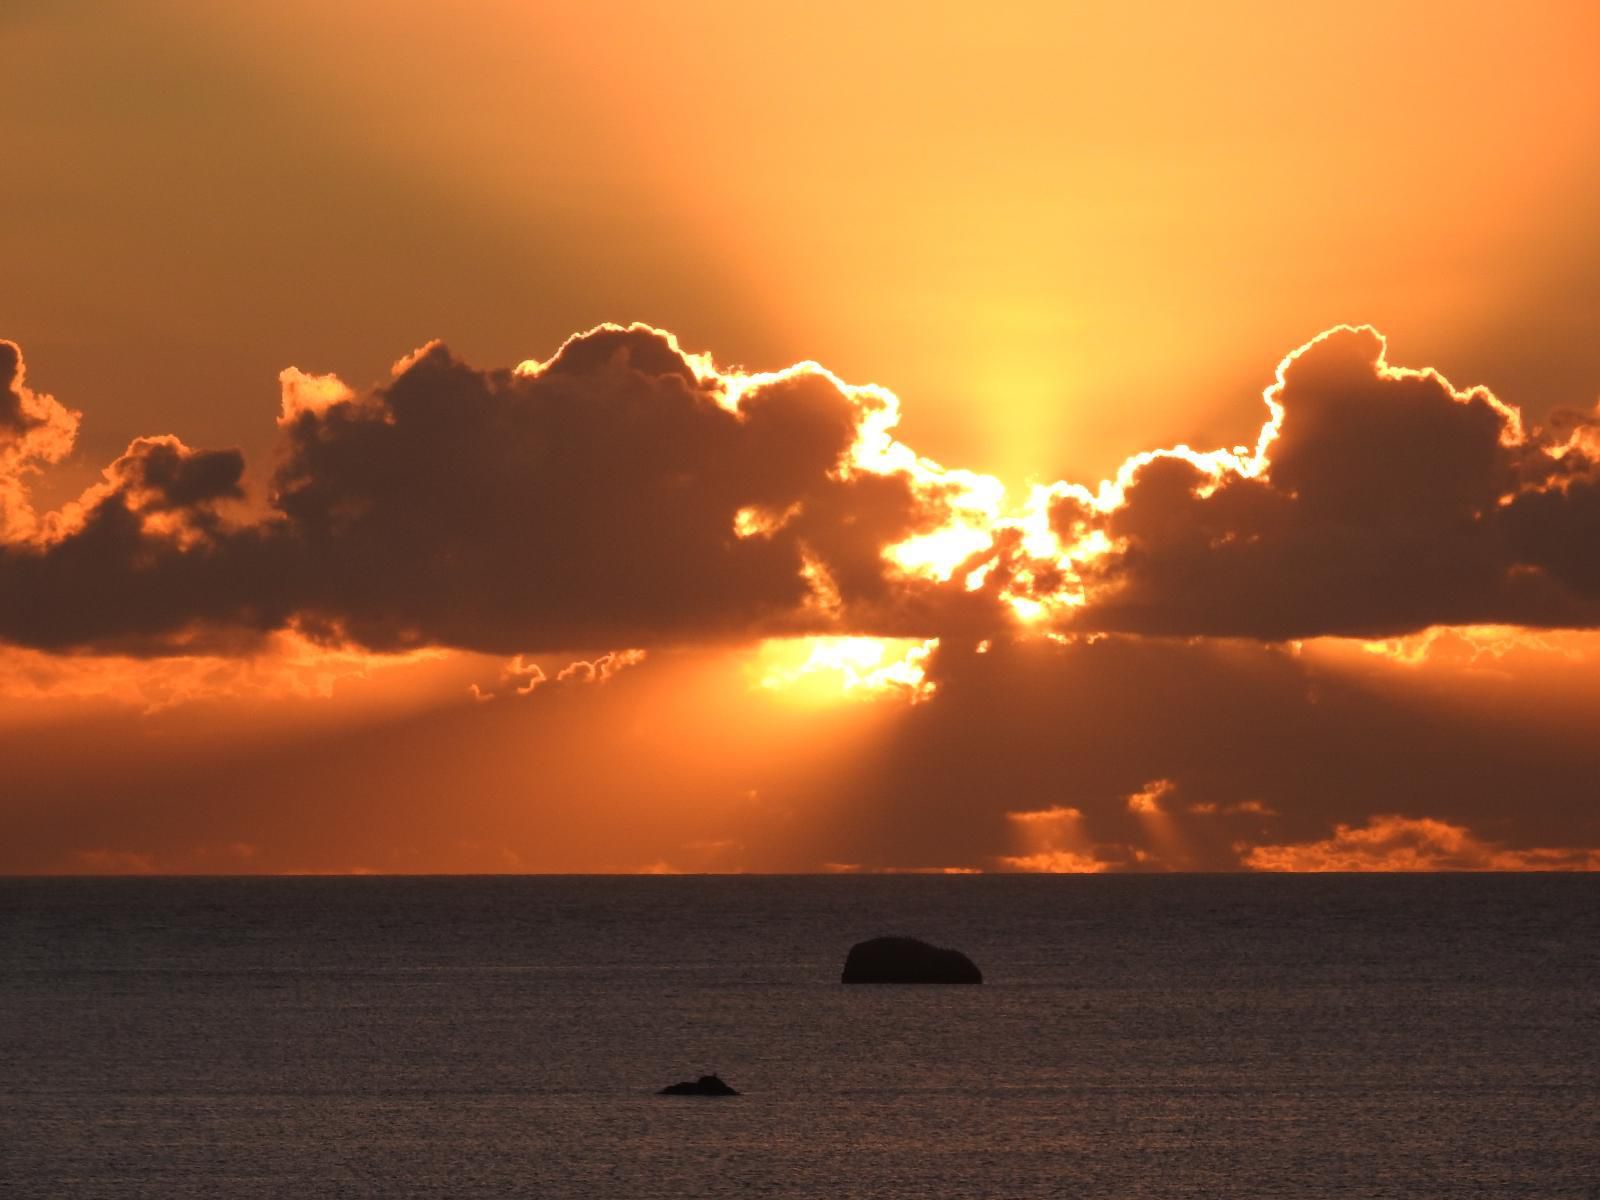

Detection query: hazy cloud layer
xmin=6 ymin=628 xmax=1600 ymax=874
xmin=809 ymin=632 xmax=1600 ymax=872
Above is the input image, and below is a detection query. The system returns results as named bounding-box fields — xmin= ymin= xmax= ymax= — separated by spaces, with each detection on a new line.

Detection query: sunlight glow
xmin=752 ymin=636 xmax=936 ymax=702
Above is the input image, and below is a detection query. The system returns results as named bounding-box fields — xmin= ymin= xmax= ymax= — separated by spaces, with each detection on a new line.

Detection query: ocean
xmin=2 ymin=875 xmax=1596 ymax=1197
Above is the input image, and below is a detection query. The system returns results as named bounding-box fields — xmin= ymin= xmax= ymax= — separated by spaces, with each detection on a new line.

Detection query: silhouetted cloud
xmin=0 ymin=430 xmax=281 ymax=650
xmin=268 ymin=331 xmax=955 ymax=652
xmin=5 ymin=323 xmax=1600 ymax=655
xmin=1056 ymin=326 xmax=1600 ymax=638
xmin=0 ymin=326 xmax=1016 ymax=652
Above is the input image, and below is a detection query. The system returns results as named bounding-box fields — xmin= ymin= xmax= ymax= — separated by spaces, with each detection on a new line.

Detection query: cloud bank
xmin=4 ymin=322 xmax=1600 ymax=659
xmin=0 ymin=328 xmax=1009 ymax=653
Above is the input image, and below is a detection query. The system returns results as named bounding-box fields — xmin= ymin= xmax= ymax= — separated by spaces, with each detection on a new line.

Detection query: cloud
xmin=5 ymin=321 xmax=1600 ymax=657
xmin=997 ymin=804 xmax=1114 ymax=873
xmin=0 ymin=340 xmax=79 ymax=540
xmin=0 ymin=434 xmax=284 ymax=650
xmin=468 ymin=647 xmax=647 ymax=701
xmin=555 ymin=649 xmax=647 ymax=684
xmin=0 ymin=631 xmax=446 ymax=711
xmin=1125 ymin=779 xmax=1175 ymax=815
xmin=270 ymin=328 xmax=1010 ymax=653
xmin=0 ymin=325 xmax=1014 ymax=654
xmin=7 ymin=623 xmax=1600 ymax=874
xmin=807 ymin=632 xmax=1600 ymax=872
xmin=1243 ymin=815 xmax=1600 ymax=872
xmin=1000 ymin=850 xmax=1110 ymax=873
xmin=1057 ymin=325 xmax=1600 ymax=638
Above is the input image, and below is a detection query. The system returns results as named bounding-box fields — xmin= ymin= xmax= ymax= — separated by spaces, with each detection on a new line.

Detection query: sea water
xmin=2 ymin=874 xmax=1596 ymax=1197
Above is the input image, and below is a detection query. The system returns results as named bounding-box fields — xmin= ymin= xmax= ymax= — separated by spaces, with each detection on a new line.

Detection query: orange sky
xmin=3 ymin=2 xmax=1600 ymax=873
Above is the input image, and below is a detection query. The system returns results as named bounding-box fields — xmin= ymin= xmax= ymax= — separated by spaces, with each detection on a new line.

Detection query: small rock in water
xmin=841 ymin=935 xmax=983 ymax=984
xmin=658 ymin=1073 xmax=740 ymax=1096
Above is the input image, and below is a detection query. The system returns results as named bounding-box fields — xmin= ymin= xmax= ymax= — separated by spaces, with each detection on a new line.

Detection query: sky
xmin=4 ymin=0 xmax=1600 ymax=874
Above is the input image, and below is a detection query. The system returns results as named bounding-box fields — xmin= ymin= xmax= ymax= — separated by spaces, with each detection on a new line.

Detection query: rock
xmin=658 ymin=1073 xmax=740 ymax=1096
xmin=841 ymin=936 xmax=983 ymax=984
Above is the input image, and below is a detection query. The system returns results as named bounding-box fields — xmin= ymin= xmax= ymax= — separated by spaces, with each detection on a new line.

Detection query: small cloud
xmin=503 ymin=654 xmax=547 ymax=695
xmin=998 ymin=850 xmax=1108 ymax=873
xmin=817 ymin=862 xmax=981 ymax=874
xmin=1242 ymin=815 xmax=1600 ymax=872
xmin=556 ymin=649 xmax=647 ymax=684
xmin=277 ymin=367 xmax=355 ymax=425
xmin=1188 ymin=798 xmax=1276 ymax=816
xmin=1008 ymin=804 xmax=1083 ymax=825
xmin=1126 ymin=779 xmax=1176 ymax=815
xmin=1003 ymin=802 xmax=1108 ymax=871
xmin=1231 ymin=799 xmax=1276 ymax=816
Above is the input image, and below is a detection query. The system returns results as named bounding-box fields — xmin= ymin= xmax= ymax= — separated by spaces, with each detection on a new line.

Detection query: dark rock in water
xmin=841 ymin=936 xmax=983 ymax=984
xmin=658 ymin=1073 xmax=739 ymax=1096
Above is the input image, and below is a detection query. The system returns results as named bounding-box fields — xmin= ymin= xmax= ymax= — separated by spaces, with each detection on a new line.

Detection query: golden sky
xmin=4 ymin=1 xmax=1600 ymax=873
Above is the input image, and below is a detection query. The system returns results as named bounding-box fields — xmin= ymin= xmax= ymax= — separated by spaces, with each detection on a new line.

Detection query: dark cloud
xmin=1060 ymin=326 xmax=1600 ymax=638
xmin=1502 ymin=475 xmax=1600 ymax=598
xmin=4 ymin=322 xmax=1600 ymax=654
xmin=0 ymin=326 xmax=1004 ymax=653
xmin=0 ymin=494 xmax=284 ymax=652
xmin=268 ymin=331 xmax=994 ymax=652
xmin=106 ymin=436 xmax=245 ymax=513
